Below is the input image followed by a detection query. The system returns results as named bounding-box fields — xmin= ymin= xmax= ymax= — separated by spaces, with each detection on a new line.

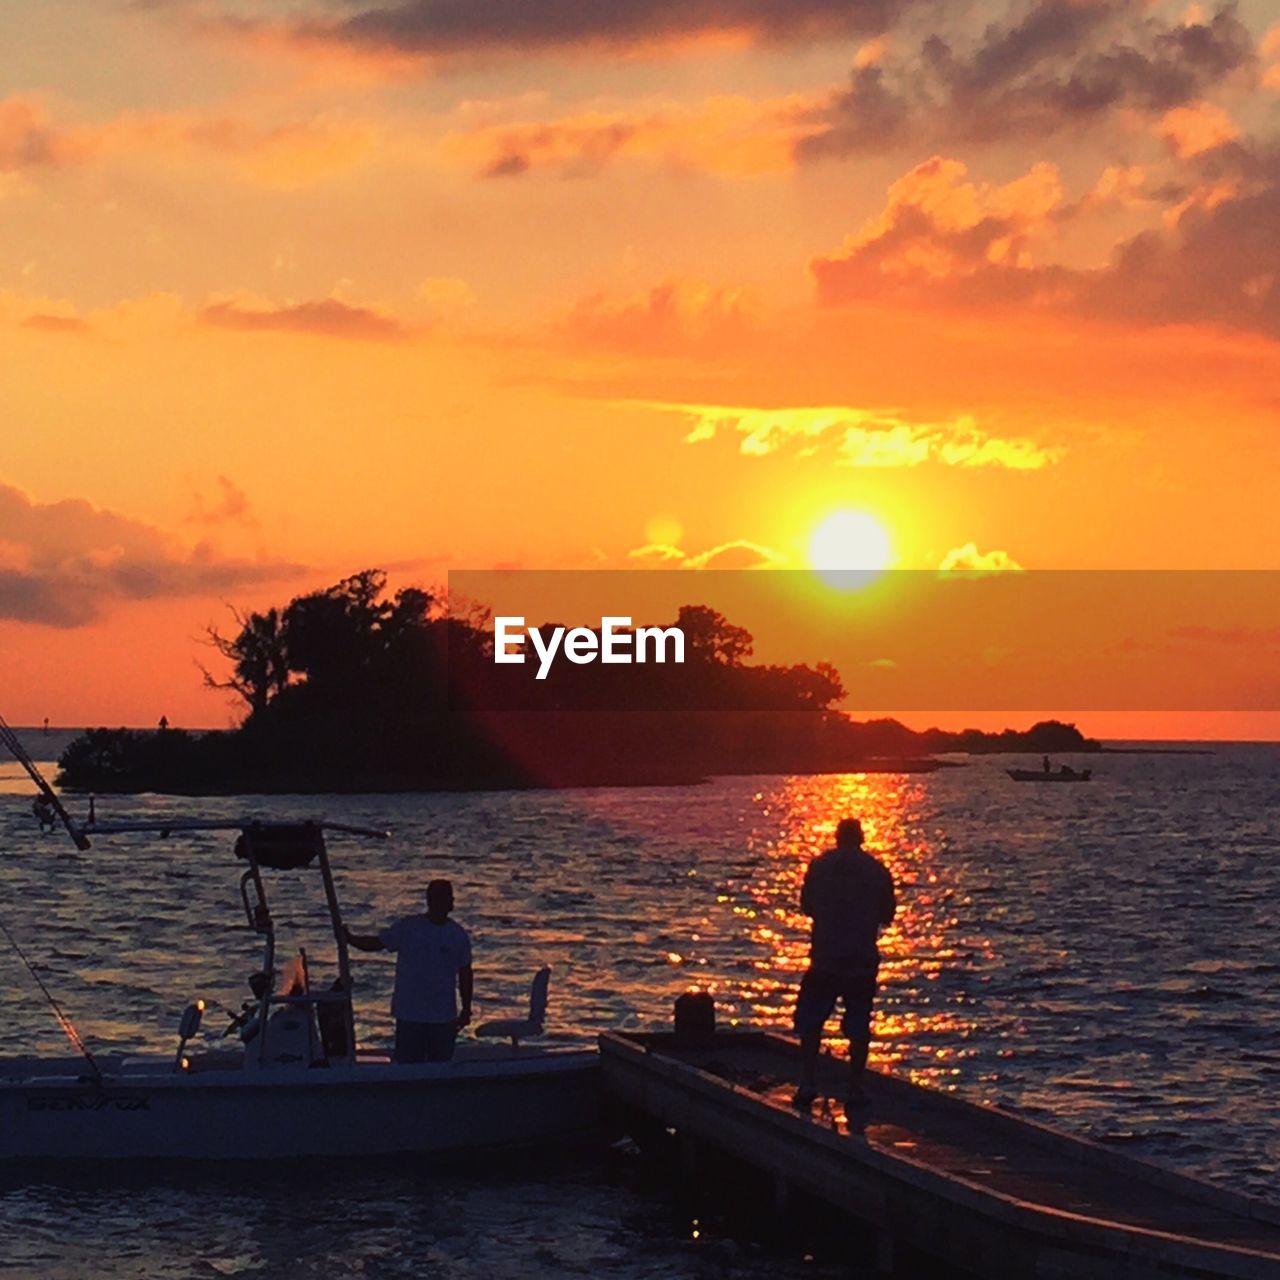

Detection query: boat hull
xmin=1007 ymin=768 xmax=1092 ymax=782
xmin=0 ymin=1050 xmax=600 ymax=1163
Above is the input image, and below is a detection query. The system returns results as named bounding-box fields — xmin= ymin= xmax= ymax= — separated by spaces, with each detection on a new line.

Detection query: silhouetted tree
xmin=676 ymin=605 xmax=753 ymax=665
xmin=282 ymin=569 xmax=388 ymax=689
xmin=202 ymin=606 xmax=289 ymax=714
xmin=61 ymin=568 xmax=1101 ymax=794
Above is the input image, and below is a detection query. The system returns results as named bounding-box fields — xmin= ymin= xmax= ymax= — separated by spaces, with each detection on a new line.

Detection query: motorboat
xmin=1007 ymin=766 xmax=1093 ymax=782
xmin=0 ymin=718 xmax=600 ymax=1163
xmin=0 ymin=817 xmax=601 ymax=1163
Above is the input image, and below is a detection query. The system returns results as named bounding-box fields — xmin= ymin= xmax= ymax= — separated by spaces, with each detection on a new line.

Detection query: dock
xmin=600 ymin=1030 xmax=1280 ymax=1279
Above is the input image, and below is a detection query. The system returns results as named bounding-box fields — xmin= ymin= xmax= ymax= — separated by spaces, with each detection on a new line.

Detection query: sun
xmin=808 ymin=510 xmax=893 ymax=589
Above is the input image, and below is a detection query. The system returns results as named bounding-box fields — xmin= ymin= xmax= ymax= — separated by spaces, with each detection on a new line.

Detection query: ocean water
xmin=0 ymin=744 xmax=1277 ymax=1276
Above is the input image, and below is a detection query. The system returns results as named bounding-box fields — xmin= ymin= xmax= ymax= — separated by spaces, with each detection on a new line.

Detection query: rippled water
xmin=0 ymin=744 xmax=1277 ymax=1276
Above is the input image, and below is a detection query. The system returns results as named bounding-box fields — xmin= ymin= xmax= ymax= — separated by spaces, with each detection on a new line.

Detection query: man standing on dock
xmin=793 ymin=818 xmax=896 ymax=1109
xmin=345 ymin=878 xmax=474 ymax=1063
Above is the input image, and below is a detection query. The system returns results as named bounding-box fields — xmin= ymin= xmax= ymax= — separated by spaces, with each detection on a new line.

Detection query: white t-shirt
xmin=379 ymin=915 xmax=472 ymax=1024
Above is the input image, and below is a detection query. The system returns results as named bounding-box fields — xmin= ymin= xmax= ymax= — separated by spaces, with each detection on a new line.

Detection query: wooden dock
xmin=600 ymin=1031 xmax=1280 ymax=1279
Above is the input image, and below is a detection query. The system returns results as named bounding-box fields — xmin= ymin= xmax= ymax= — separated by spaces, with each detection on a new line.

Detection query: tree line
xmin=57 ymin=569 xmax=1098 ymax=793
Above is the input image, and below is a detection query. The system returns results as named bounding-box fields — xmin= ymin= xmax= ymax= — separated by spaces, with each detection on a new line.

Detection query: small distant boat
xmin=1007 ymin=767 xmax=1092 ymax=782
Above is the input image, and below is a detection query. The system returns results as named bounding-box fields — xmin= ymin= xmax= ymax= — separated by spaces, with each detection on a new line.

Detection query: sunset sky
xmin=2 ymin=0 xmax=1279 ymax=734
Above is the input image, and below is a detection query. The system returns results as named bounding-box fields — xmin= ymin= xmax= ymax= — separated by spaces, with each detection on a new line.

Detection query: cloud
xmin=810 ymin=155 xmax=1066 ymax=306
xmin=629 ymin=542 xmax=687 ymax=565
xmin=200 ymin=296 xmax=409 ymax=341
xmin=0 ymin=97 xmax=85 ymax=171
xmin=0 ymin=482 xmax=302 ymax=627
xmin=417 ymin=276 xmax=477 ymax=320
xmin=21 ymin=312 xmax=90 ymax=335
xmin=444 ymin=94 xmax=822 ymax=180
xmin=659 ymin=399 xmax=1064 ymax=469
xmin=628 ymin=538 xmax=784 ymax=569
xmin=1062 ymin=141 xmax=1280 ymax=334
xmin=248 ymin=0 xmax=910 ymax=63
xmin=1157 ymin=100 xmax=1239 ymax=158
xmin=797 ymin=1 xmax=1256 ymax=160
xmin=810 ymin=144 xmax=1280 ymax=339
xmin=561 ymin=280 xmax=764 ymax=356
xmin=1266 ymin=23 xmax=1280 ymax=89
xmin=185 ymin=476 xmax=255 ymax=528
xmin=0 ymin=94 xmax=376 ymax=189
xmin=140 ymin=113 xmax=378 ymax=188
xmin=1075 ymin=163 xmax=1151 ymax=214
xmin=1168 ymin=624 xmax=1280 ymax=645
xmin=938 ymin=543 xmax=1024 ymax=573
xmin=685 ymin=540 xmax=784 ymax=569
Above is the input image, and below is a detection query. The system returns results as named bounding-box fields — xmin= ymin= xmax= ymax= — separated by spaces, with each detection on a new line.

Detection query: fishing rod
xmin=0 ymin=714 xmax=91 ymax=850
xmin=0 ymin=917 xmax=102 ymax=1084
xmin=0 ymin=717 xmax=103 ymax=1079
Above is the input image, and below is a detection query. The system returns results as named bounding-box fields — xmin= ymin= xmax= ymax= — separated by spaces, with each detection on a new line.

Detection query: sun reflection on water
xmin=6 ymin=751 xmax=1277 ymax=1196
xmin=706 ymin=772 xmax=991 ymax=1089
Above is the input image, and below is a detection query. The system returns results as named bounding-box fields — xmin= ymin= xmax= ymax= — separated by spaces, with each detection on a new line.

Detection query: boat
xmin=601 ymin=1028 xmax=1280 ymax=1279
xmin=1007 ymin=766 xmax=1092 ymax=782
xmin=0 ymin=719 xmax=599 ymax=1163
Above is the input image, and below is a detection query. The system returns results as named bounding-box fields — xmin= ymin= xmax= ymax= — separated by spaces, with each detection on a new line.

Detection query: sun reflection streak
xmin=710 ymin=773 xmax=992 ymax=1088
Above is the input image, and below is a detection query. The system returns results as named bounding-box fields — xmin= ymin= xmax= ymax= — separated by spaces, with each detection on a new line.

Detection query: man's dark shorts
xmin=794 ymin=966 xmax=877 ymax=1043
xmin=394 ymin=1019 xmax=457 ymax=1063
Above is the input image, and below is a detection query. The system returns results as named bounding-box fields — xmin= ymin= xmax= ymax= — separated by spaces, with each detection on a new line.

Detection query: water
xmin=1 ymin=745 xmax=1278 ymax=1275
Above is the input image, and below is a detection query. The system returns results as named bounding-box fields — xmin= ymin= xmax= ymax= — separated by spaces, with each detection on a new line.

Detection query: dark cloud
xmin=284 ymin=0 xmax=907 ymax=58
xmin=798 ymin=2 xmax=1255 ymax=160
xmin=200 ymin=297 xmax=408 ymax=341
xmin=0 ymin=482 xmax=302 ymax=627
xmin=1083 ymin=167 xmax=1280 ymax=334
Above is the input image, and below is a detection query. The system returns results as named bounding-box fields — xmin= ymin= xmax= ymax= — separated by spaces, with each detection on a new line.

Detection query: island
xmin=55 ymin=570 xmax=1100 ymax=794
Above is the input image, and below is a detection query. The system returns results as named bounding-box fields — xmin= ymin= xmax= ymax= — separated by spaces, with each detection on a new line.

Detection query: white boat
xmin=0 ymin=720 xmax=600 ymax=1163
xmin=0 ymin=1045 xmax=600 ymax=1162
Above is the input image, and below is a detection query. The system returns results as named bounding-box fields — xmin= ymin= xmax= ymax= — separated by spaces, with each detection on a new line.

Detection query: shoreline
xmin=48 ymin=744 xmax=1230 ymax=798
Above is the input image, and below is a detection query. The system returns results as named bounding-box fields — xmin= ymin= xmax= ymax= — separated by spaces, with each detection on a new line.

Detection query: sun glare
xmin=808 ymin=510 xmax=893 ymax=589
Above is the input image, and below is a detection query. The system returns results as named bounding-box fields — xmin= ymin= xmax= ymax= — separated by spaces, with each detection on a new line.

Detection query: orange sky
xmin=2 ymin=0 xmax=1280 ymax=735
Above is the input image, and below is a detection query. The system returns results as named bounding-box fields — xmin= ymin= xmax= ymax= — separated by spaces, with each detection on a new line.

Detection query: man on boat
xmin=345 ymin=878 xmax=474 ymax=1063
xmin=793 ymin=817 xmax=895 ymax=1110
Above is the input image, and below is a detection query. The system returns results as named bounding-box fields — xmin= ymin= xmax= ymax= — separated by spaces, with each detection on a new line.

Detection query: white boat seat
xmin=475 ymin=966 xmax=550 ymax=1048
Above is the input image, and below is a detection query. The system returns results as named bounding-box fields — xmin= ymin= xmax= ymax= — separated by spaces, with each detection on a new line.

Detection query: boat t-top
xmin=0 ymin=717 xmax=599 ymax=1164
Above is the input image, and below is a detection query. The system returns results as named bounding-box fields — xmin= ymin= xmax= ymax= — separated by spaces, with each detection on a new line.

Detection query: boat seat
xmin=475 ymin=967 xmax=550 ymax=1048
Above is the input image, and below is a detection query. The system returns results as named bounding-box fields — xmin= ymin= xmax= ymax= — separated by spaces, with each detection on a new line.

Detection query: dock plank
xmin=709 ymin=1041 xmax=1280 ymax=1250
xmin=601 ymin=1031 xmax=1280 ymax=1278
